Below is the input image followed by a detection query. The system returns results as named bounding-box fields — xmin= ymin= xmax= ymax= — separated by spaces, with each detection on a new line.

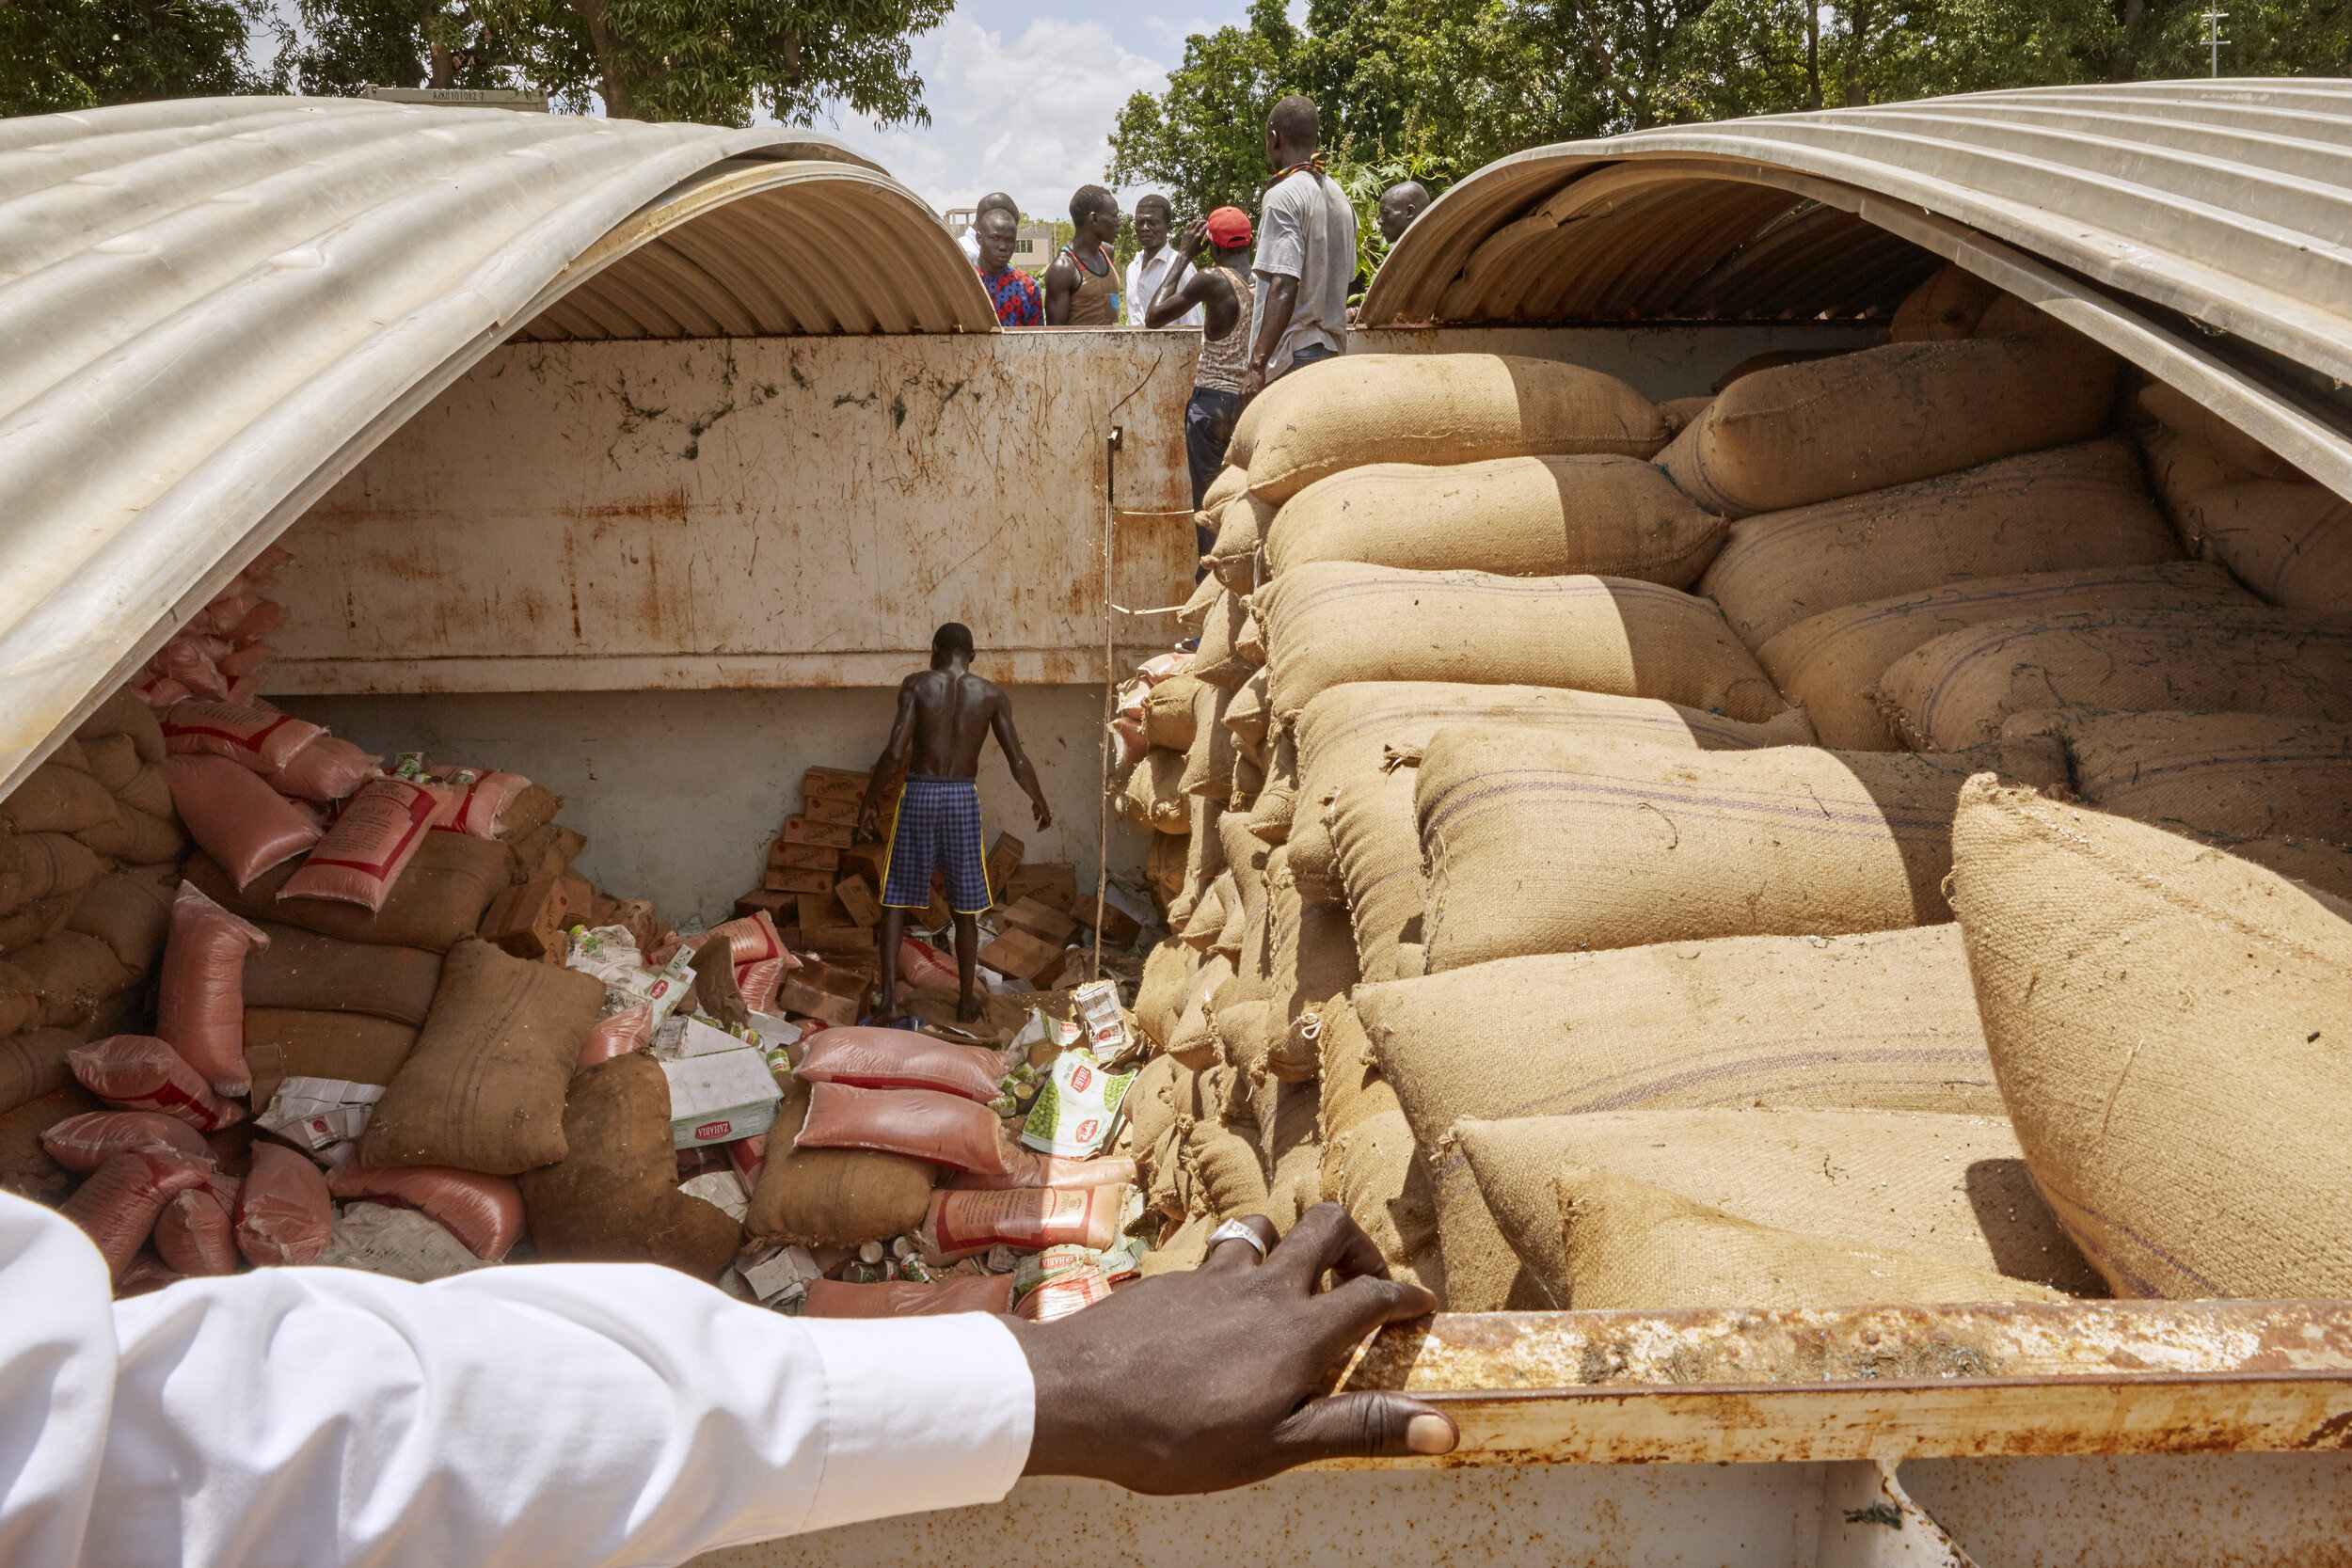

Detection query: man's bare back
xmin=894 ymin=668 xmax=1014 ymax=780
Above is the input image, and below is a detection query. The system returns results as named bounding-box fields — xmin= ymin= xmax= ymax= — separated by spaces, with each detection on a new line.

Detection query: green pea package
xmin=1019 ymin=1047 xmax=1136 ymax=1158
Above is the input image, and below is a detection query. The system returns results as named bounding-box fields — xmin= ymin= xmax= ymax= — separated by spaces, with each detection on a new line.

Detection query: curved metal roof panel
xmin=1364 ymin=77 xmax=2352 ymax=505
xmin=0 ymin=96 xmax=993 ymax=793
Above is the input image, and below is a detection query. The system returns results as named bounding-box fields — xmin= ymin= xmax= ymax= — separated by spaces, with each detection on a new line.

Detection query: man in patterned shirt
xmin=975 ymin=208 xmax=1041 ymax=326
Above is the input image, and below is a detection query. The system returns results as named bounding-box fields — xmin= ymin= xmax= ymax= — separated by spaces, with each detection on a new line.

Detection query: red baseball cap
xmin=1205 ymin=206 xmax=1253 ymax=245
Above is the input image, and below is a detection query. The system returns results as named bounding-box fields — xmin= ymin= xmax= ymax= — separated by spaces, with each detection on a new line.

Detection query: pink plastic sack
xmin=1136 ymin=653 xmax=1186 ymax=684
xmin=162 ymin=702 xmax=320 ymax=773
xmin=737 ymin=958 xmax=783 ymax=1016
xmin=69 ymin=1036 xmax=246 ymax=1130
xmin=41 ymin=1111 xmax=213 ymax=1172
xmin=197 ymin=594 xmax=259 ymax=637
xmin=215 ymin=641 xmax=273 ymax=680
xmin=578 ymin=1003 xmax=653 ymax=1068
xmin=161 ymin=753 xmax=324 ymax=887
xmin=228 ymin=600 xmax=286 ymax=646
xmin=950 ymin=1151 xmax=1139 ymax=1191
xmin=899 ymin=939 xmax=959 ymax=991
xmin=153 ymin=1172 xmax=241 ymax=1276
xmin=802 ymin=1275 xmax=1016 ymax=1318
xmin=727 ymin=1133 xmax=766 ymax=1183
xmin=154 ymin=637 xmax=229 ymax=702
xmin=115 ymin=1252 xmax=184 ymax=1298
xmin=1116 ymin=679 xmax=1151 ymax=721
xmin=326 ymin=1164 xmax=525 ymax=1259
xmin=650 ymin=910 xmax=795 ymax=971
xmin=278 ymin=777 xmax=450 ymax=910
xmin=920 ymin=1184 xmax=1129 ymax=1261
xmin=157 ymin=881 xmax=270 ymax=1095
xmin=235 ymin=1142 xmax=333 ymax=1267
xmin=135 ymin=676 xmax=192 ymax=709
xmin=61 ymin=1147 xmax=214 ymax=1280
xmin=796 ymin=1027 xmax=1011 ymax=1102
xmin=430 ymin=768 xmax=531 ymax=838
xmin=265 ymin=736 xmax=380 ymax=802
xmin=1110 ymin=717 xmax=1149 ymax=769
xmin=794 ymin=1082 xmax=1010 ymax=1174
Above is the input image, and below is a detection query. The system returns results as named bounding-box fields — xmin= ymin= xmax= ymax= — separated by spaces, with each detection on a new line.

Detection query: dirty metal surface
xmin=268 ymin=331 xmax=1200 ymax=694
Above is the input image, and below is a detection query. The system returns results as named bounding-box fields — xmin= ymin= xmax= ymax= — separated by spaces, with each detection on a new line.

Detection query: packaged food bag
xmin=949 ymin=1150 xmax=1138 ymax=1191
xmin=69 ymin=1035 xmax=245 ymax=1130
xmin=61 ymin=1147 xmax=215 ymax=1280
xmin=795 ymin=1082 xmax=1009 ymax=1174
xmin=157 ymin=881 xmax=270 ymax=1095
xmin=40 ymin=1110 xmax=211 ymax=1172
xmin=160 ymin=702 xmax=324 ymax=774
xmin=327 ymin=1164 xmax=525 ymax=1260
xmin=153 ymin=1172 xmax=241 ymax=1276
xmin=429 ymin=768 xmax=532 ymax=838
xmin=568 ymin=926 xmax=696 ymax=1031
xmin=265 ymin=736 xmax=380 ymax=802
xmin=795 ymin=1028 xmax=1017 ymax=1103
xmin=800 ymin=1275 xmax=1017 ymax=1318
xmin=1019 ymin=1048 xmax=1136 ymax=1158
xmin=236 ymin=1141 xmax=334 ymax=1266
xmin=279 ymin=777 xmax=452 ymax=911
xmin=920 ymin=1184 xmax=1131 ymax=1262
xmin=161 ymin=753 xmax=323 ymax=887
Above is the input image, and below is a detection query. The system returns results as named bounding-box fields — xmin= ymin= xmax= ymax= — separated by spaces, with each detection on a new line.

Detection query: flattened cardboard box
xmin=661 ymin=1047 xmax=782 ymax=1148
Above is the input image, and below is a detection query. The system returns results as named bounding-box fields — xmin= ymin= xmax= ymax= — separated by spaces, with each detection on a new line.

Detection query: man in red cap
xmin=1147 ymin=206 xmax=1259 ymax=543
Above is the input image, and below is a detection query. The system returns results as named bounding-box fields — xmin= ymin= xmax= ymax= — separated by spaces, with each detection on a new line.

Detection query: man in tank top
xmin=1146 ymin=207 xmax=1259 ymax=531
xmin=1044 ymin=184 xmax=1123 ymax=326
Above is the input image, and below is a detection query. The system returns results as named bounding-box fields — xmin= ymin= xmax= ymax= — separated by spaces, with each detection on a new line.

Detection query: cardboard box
xmin=1005 ymin=863 xmax=1078 ymax=910
xmin=796 ymin=957 xmax=872 ymax=998
xmin=999 ymin=896 xmax=1077 ymax=945
xmin=734 ymin=888 xmax=795 ymax=922
xmin=797 ymin=890 xmax=855 ymax=931
xmin=773 ymin=974 xmax=862 ymax=1027
xmin=1071 ymin=894 xmax=1141 ymax=946
xmin=834 ymin=873 xmax=882 ymax=927
xmin=782 ymin=816 xmax=854 ymax=848
xmin=660 ymin=1048 xmax=782 ymax=1148
xmin=977 ymin=926 xmax=1064 ymax=984
xmin=985 ymin=833 xmax=1025 ymax=898
xmin=803 ymin=926 xmax=878 ymax=955
xmin=804 ymin=794 xmax=860 ymax=826
xmin=769 ymin=842 xmax=840 ymax=872
xmin=478 ymin=874 xmax=569 ymax=962
xmin=803 ymin=767 xmax=870 ymax=800
xmin=763 ymin=867 xmax=835 ymax=895
xmin=839 ymin=841 xmax=888 ymax=881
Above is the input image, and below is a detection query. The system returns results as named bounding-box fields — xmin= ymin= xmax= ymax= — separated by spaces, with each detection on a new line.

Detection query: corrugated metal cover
xmin=0 ymin=96 xmax=994 ymax=795
xmin=1365 ymin=80 xmax=2352 ymax=497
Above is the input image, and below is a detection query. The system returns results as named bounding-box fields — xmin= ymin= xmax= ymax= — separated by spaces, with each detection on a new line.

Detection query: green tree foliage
xmin=3 ymin=0 xmax=273 ymax=116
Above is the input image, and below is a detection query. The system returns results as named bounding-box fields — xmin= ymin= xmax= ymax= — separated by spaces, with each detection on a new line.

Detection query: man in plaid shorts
xmin=857 ymin=623 xmax=1053 ymax=1022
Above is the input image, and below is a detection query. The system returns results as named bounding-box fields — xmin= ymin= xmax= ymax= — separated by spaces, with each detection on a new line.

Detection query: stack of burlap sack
xmin=1118 ymin=267 xmax=2352 ymax=1314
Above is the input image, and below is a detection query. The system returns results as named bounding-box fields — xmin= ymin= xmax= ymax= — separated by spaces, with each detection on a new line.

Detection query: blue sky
xmin=819 ymin=0 xmax=1285 ymax=219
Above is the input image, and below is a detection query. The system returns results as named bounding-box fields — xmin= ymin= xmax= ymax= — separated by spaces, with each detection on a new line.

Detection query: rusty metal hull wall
xmin=266 ymin=330 xmax=1201 ymax=693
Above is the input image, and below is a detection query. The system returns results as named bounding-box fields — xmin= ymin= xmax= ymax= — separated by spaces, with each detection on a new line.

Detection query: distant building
xmin=944 ymin=209 xmax=1058 ymax=276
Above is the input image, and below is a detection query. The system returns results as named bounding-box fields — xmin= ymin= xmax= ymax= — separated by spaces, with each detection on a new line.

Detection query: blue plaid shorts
xmin=880 ymin=775 xmax=992 ymax=913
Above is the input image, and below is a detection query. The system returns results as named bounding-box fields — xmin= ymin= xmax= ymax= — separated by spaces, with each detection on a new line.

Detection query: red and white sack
xmin=235 ymin=1142 xmax=333 ymax=1267
xmin=215 ymin=642 xmax=272 ymax=682
xmin=157 ymin=881 xmax=270 ymax=1095
xmin=326 ymin=1164 xmax=525 ymax=1260
xmin=61 ymin=1147 xmax=215 ymax=1280
xmin=898 ymin=938 xmax=959 ymax=991
xmin=918 ymin=1184 xmax=1130 ymax=1262
xmin=1116 ymin=680 xmax=1152 ymax=721
xmin=162 ymin=753 xmax=324 ymax=886
xmin=794 ymin=1082 xmax=1010 ymax=1174
xmin=69 ymin=1035 xmax=245 ymax=1130
xmin=227 ymin=600 xmax=286 ymax=646
xmin=265 ymin=736 xmax=380 ymax=802
xmin=115 ymin=1253 xmax=184 ymax=1298
xmin=153 ymin=1171 xmax=242 ymax=1276
xmin=152 ymin=637 xmax=230 ymax=703
xmin=801 ymin=1275 xmax=1017 ymax=1318
xmin=1136 ymin=653 xmax=1187 ymax=684
xmin=135 ymin=675 xmax=192 ymax=710
xmin=577 ymin=1002 xmax=653 ymax=1069
xmin=796 ymin=1027 xmax=1014 ymax=1103
xmin=727 ymin=1133 xmax=766 ymax=1184
xmin=429 ymin=768 xmax=531 ymax=839
xmin=278 ymin=777 xmax=451 ymax=910
xmin=1110 ymin=718 xmax=1149 ymax=770
xmin=40 ymin=1111 xmax=213 ymax=1172
xmin=950 ymin=1150 xmax=1139 ymax=1191
xmin=161 ymin=702 xmax=322 ymax=774
xmin=195 ymin=594 xmax=259 ymax=638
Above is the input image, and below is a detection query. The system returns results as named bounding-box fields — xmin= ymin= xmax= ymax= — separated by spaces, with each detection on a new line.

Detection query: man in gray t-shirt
xmin=1243 ymin=94 xmax=1358 ymax=398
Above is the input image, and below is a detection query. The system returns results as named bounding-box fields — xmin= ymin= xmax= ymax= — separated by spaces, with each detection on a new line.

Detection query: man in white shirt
xmin=957 ymin=191 xmax=1019 ymax=263
xmin=1242 ymin=94 xmax=1359 ymax=398
xmin=0 ymin=1191 xmax=1453 ymax=1566
xmin=1125 ymin=195 xmax=1200 ymax=329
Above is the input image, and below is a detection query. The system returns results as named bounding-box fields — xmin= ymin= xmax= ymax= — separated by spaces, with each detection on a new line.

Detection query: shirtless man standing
xmin=858 ymin=623 xmax=1053 ymax=1022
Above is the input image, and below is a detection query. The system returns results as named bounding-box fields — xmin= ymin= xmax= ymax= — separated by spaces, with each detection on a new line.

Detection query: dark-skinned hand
xmin=1004 ymin=1205 xmax=1455 ymax=1494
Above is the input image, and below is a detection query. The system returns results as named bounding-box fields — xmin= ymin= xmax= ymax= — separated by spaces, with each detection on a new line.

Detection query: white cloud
xmin=828 ymin=16 xmax=1174 ymax=220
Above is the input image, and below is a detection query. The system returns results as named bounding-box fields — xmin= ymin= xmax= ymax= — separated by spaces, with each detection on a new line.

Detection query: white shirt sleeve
xmin=0 ymin=1193 xmax=1033 ymax=1568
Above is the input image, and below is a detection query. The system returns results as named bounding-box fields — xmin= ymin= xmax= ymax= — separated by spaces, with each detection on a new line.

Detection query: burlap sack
xmin=2 ymin=764 xmax=119 ymax=835
xmin=1206 ymin=494 xmax=1278 ymax=591
xmin=1125 ymin=1051 xmax=1184 ymax=1159
xmin=2138 ymin=380 xmax=2306 ymax=483
xmin=112 ymin=763 xmax=174 ymax=821
xmin=183 ymin=832 xmax=509 ymax=952
xmin=1191 ymin=591 xmax=1256 ymax=689
xmin=0 ymin=1027 xmax=79 ymax=1118
xmin=1179 ymin=873 xmax=1229 ymax=953
xmin=1241 ymin=353 xmax=1670 ymax=502
xmin=0 ymin=897 xmax=74 ymax=957
xmin=1167 ymin=988 xmax=1224 ymax=1070
xmin=518 ymin=1053 xmax=741 ymax=1279
xmin=1138 ymin=1212 xmax=1216 ymax=1275
xmin=1184 ymin=1114 xmax=1270 ymax=1218
xmin=1451 ymin=1108 xmax=2098 ymax=1296
xmin=1264 ymin=454 xmax=1726 ymax=586
xmin=1201 ymin=464 xmax=1249 ymax=515
xmin=17 ymin=933 xmax=134 ymax=1030
xmin=1120 ymin=749 xmax=1189 ymax=833
xmin=746 ymin=1071 xmax=938 ymax=1245
xmin=1697 ymin=439 xmax=2182 ymax=649
xmin=1259 ymin=564 xmax=1788 ymax=725
xmin=360 ymin=939 xmax=603 ymax=1174
xmin=0 ymin=964 xmax=36 ymax=1040
xmin=1132 ymin=942 xmax=1198 ymax=1050
xmin=5 ymin=832 xmax=103 ymax=906
xmin=1888 ymin=263 xmax=2001 ymax=341
xmin=1146 ymin=831 xmax=1187 ymax=912
xmin=1876 ymin=605 xmax=2352 ymax=752
xmin=1313 ymin=997 xmax=1381 ymax=1139
xmin=2166 ymin=476 xmax=2352 ymax=616
xmin=1213 ymin=885 xmax=1253 ymax=968
xmin=1254 ymin=1139 xmax=1327 ymax=1235
xmin=1175 ymin=574 xmax=1220 ymax=637
xmin=240 ymin=922 xmax=444 ymax=1027
xmin=1142 ymin=675 xmax=1200 ymax=750
xmin=1659 ymin=328 xmax=2117 ymax=517
xmin=1174 ymin=792 xmax=1226 ymax=919
xmin=75 ymin=805 xmax=183 ymax=865
xmin=243 ymin=1007 xmax=421 ymax=1111
xmin=1181 ymin=683 xmax=1238 ymax=798
xmin=1313 ymin=691 xmax=1817 ymax=983
xmin=1470 ymin=1161 xmax=2068 ymax=1310
xmin=1224 ymin=670 xmax=1271 ymax=754
xmin=1264 ymin=875 xmax=1355 ymax=1077
xmin=82 ymin=734 xmax=142 ymax=796
xmin=1216 ymin=807 xmax=1271 ymax=917
xmin=2016 ymin=709 xmax=2352 ymax=846
xmin=1414 ymin=728 xmax=2058 ymax=972
xmin=1949 ymin=778 xmax=2352 ymax=1298
xmin=1318 ymin=1105 xmax=1439 ymax=1287
xmin=75 ymin=689 xmax=167 ymax=763
xmin=1756 ymin=561 xmax=2251 ymax=750
xmin=65 ymin=866 xmax=177 ymax=980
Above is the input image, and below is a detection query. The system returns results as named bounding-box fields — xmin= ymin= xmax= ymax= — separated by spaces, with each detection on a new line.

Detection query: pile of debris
xmin=1107 ymin=269 xmax=2352 ymax=1307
